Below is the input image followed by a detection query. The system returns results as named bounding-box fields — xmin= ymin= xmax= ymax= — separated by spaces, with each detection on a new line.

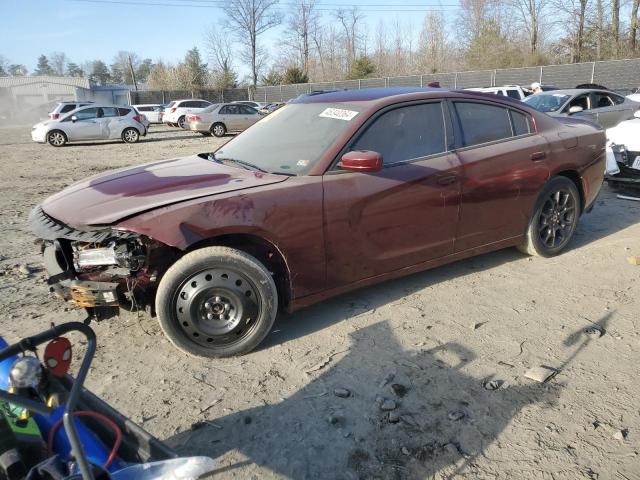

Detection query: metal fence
xmin=130 ymin=88 xmax=249 ymax=105
xmin=252 ymin=58 xmax=640 ymax=102
xmin=128 ymin=58 xmax=640 ymax=105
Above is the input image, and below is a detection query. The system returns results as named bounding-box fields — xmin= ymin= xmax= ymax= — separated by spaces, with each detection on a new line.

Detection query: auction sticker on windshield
xmin=319 ymin=108 xmax=359 ymax=121
xmin=633 ymin=156 xmax=640 ymax=170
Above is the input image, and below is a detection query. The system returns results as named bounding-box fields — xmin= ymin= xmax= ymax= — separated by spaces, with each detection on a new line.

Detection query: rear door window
xmin=453 ymin=102 xmax=512 ymax=147
xmin=72 ymin=107 xmax=98 ymax=121
xmin=505 ymin=90 xmax=521 ymax=99
xmin=351 ymin=102 xmax=446 ymax=166
xmin=592 ymin=92 xmax=615 ymax=109
xmin=101 ymin=107 xmax=118 ymax=117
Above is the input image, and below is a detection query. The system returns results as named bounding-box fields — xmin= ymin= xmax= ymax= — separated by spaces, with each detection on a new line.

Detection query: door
xmin=219 ymin=104 xmax=242 ymax=130
xmin=239 ymin=105 xmax=259 ymax=129
xmin=450 ymin=101 xmax=550 ymax=252
xmin=61 ymin=107 xmax=100 ymax=140
xmin=592 ymin=91 xmax=634 ymax=128
xmin=323 ymin=101 xmax=462 ymax=287
xmin=96 ymin=107 xmax=123 ymax=139
xmin=564 ymin=93 xmax=598 ymax=124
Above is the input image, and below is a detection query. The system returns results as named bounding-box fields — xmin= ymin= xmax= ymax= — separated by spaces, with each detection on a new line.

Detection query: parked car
xmin=31 ymin=105 xmax=147 ymax=147
xmin=232 ymin=100 xmax=267 ymax=110
xmin=30 ymin=87 xmax=605 ymax=357
xmin=258 ymin=102 xmax=284 ymax=114
xmin=523 ymin=88 xmax=640 ymax=128
xmin=48 ymin=101 xmax=94 ymax=120
xmin=162 ymin=99 xmax=212 ymax=128
xmin=467 ymin=85 xmax=527 ymax=100
xmin=132 ymin=104 xmax=164 ymax=123
xmin=605 ymin=110 xmax=640 ymax=189
xmin=186 ymin=103 xmax=262 ymax=137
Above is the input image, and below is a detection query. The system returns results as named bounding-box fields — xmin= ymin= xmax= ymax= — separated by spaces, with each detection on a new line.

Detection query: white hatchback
xmin=162 ymin=99 xmax=212 ymax=128
xmin=32 ymin=105 xmax=147 ymax=147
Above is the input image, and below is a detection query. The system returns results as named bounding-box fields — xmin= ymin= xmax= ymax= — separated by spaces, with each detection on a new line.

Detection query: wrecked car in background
xmin=30 ymin=87 xmax=606 ymax=358
xmin=606 ymin=110 xmax=640 ymax=190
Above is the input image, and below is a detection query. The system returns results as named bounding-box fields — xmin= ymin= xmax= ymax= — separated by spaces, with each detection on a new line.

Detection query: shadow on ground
xmin=166 ymin=314 xmax=611 ymax=479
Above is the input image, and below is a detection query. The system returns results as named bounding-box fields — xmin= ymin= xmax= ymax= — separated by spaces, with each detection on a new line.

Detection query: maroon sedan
xmin=30 ymin=87 xmax=605 ymax=357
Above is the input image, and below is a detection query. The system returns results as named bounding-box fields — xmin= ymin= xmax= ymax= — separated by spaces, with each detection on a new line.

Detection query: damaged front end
xmin=606 ymin=143 xmax=640 ymax=190
xmin=30 ymin=206 xmax=175 ymax=319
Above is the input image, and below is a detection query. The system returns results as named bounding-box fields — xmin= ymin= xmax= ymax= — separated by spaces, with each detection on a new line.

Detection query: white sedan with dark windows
xmin=31 ymin=105 xmax=147 ymax=147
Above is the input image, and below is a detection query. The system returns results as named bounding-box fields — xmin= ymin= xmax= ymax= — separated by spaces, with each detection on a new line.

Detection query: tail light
xmin=188 ymin=115 xmax=201 ymax=121
xmin=169 ymin=107 xmax=176 ymax=113
xmin=133 ymin=114 xmax=142 ymax=123
xmin=51 ymin=113 xmax=59 ymax=120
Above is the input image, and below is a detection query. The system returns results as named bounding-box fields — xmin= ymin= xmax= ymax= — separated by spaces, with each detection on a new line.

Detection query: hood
xmin=41 ymin=155 xmax=288 ymax=226
xmin=606 ymin=118 xmax=640 ymax=150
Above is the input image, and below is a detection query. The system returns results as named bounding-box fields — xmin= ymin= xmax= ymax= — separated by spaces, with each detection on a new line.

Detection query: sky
xmin=1 ymin=0 xmax=461 ymax=77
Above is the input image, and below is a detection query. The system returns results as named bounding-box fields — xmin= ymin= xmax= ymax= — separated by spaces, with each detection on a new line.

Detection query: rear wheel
xmin=47 ymin=130 xmax=67 ymax=147
xmin=211 ymin=123 xmax=226 ymax=137
xmin=177 ymin=116 xmax=186 ymax=129
xmin=156 ymin=246 xmax=278 ymax=357
xmin=518 ymin=176 xmax=581 ymax=257
xmin=122 ymin=127 xmax=140 ymax=143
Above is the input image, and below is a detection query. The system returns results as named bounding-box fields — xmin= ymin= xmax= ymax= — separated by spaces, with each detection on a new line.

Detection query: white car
xmin=467 ymin=85 xmax=527 ymax=100
xmin=132 ymin=104 xmax=164 ymax=123
xmin=32 ymin=105 xmax=147 ymax=147
xmin=162 ymin=99 xmax=212 ymax=129
xmin=48 ymin=101 xmax=94 ymax=120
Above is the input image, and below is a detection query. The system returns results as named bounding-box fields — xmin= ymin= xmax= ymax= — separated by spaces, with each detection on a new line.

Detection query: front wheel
xmin=156 ymin=246 xmax=278 ymax=357
xmin=122 ymin=127 xmax=140 ymax=143
xmin=47 ymin=130 xmax=67 ymax=147
xmin=518 ymin=176 xmax=581 ymax=257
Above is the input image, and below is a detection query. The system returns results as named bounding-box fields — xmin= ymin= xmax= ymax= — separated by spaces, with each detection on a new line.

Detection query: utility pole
xmin=128 ymin=55 xmax=138 ymax=91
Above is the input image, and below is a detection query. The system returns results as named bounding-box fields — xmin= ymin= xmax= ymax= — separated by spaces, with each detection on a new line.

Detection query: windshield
xmin=213 ymin=102 xmax=365 ymax=175
xmin=524 ymin=93 xmax=570 ymax=112
xmin=202 ymin=104 xmax=219 ymax=113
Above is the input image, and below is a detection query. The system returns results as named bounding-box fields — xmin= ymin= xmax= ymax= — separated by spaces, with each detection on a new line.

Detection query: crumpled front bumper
xmin=43 ymin=241 xmax=120 ymax=309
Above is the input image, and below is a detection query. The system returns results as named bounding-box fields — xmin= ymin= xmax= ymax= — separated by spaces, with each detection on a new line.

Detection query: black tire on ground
xmin=177 ymin=116 xmax=186 ymax=129
xmin=518 ymin=176 xmax=581 ymax=257
xmin=47 ymin=130 xmax=67 ymax=147
xmin=121 ymin=127 xmax=140 ymax=143
xmin=155 ymin=246 xmax=278 ymax=358
xmin=211 ymin=123 xmax=226 ymax=137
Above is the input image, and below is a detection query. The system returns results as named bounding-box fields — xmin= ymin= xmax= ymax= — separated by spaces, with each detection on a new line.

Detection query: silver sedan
xmin=186 ymin=103 xmax=263 ymax=137
xmin=523 ymin=88 xmax=640 ymax=129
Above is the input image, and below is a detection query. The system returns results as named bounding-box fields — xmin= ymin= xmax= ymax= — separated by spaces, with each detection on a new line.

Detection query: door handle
xmin=530 ymin=151 xmax=547 ymax=161
xmin=435 ymin=174 xmax=458 ymax=186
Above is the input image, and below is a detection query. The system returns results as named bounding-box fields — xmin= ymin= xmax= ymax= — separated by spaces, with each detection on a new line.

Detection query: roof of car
xmin=291 ymin=87 xmax=443 ymax=103
xmin=535 ymin=88 xmax=610 ymax=95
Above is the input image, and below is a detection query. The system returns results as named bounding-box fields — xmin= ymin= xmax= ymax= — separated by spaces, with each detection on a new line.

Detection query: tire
xmin=177 ymin=116 xmax=186 ymax=129
xmin=518 ymin=176 xmax=581 ymax=257
xmin=156 ymin=246 xmax=278 ymax=358
xmin=47 ymin=130 xmax=67 ymax=147
xmin=122 ymin=127 xmax=140 ymax=144
xmin=211 ymin=123 xmax=226 ymax=137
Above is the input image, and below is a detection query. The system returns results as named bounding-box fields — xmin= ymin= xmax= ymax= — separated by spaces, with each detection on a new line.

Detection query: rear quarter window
xmin=118 ymin=108 xmax=131 ymax=116
xmin=510 ymin=110 xmax=531 ymax=135
xmin=60 ymin=104 xmax=76 ymax=113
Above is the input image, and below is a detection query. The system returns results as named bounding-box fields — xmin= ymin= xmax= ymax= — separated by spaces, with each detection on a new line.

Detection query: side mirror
xmin=341 ymin=150 xmax=383 ymax=173
xmin=71 ymin=115 xmax=78 ymax=122
xmin=568 ymin=106 xmax=583 ymax=114
xmin=634 ymin=110 xmax=640 ymax=119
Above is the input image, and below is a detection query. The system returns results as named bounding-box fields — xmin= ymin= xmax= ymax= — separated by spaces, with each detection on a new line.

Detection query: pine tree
xmin=89 ymin=60 xmax=111 ymax=85
xmin=184 ymin=47 xmax=208 ymax=87
xmin=34 ymin=55 xmax=54 ymax=75
xmin=66 ymin=63 xmax=84 ymax=77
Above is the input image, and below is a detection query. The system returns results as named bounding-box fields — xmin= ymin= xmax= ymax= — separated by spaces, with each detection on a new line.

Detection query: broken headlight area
xmin=73 ymin=239 xmax=146 ymax=272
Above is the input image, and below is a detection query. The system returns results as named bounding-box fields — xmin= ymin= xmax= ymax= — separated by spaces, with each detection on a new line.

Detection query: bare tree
xmin=511 ymin=0 xmax=548 ymax=55
xmin=335 ymin=7 xmax=365 ymax=65
xmin=418 ymin=12 xmax=449 ymax=73
xmin=595 ymin=0 xmax=603 ymax=59
xmin=611 ymin=0 xmax=620 ymax=57
xmin=552 ymin=0 xmax=590 ymax=62
xmin=205 ymin=26 xmax=238 ymax=88
xmin=224 ymin=0 xmax=281 ymax=88
xmin=632 ymin=0 xmax=640 ymax=53
xmin=49 ymin=52 xmax=68 ymax=76
xmin=283 ymin=0 xmax=317 ymax=73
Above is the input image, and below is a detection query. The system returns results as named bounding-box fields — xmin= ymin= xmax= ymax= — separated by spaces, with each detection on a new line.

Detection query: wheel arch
xmin=185 ymin=233 xmax=291 ymax=309
xmin=554 ymin=169 xmax=585 ymax=212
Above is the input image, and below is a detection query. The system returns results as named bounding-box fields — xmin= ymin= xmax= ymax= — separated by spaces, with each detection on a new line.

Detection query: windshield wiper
xmin=210 ymin=154 xmax=268 ymax=173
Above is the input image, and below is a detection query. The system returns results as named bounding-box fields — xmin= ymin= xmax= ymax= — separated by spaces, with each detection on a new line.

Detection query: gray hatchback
xmin=523 ymin=88 xmax=640 ymax=128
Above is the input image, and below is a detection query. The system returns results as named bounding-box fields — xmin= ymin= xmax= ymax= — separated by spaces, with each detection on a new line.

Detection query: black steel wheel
xmin=156 ymin=246 xmax=278 ymax=357
xmin=519 ymin=176 xmax=581 ymax=257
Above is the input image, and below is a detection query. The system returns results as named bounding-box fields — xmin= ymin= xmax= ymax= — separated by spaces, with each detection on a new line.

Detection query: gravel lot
xmin=0 ymin=124 xmax=639 ymax=479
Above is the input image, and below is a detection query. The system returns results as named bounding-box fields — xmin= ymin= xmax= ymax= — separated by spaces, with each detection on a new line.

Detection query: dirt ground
xmin=0 ymin=124 xmax=639 ymax=479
